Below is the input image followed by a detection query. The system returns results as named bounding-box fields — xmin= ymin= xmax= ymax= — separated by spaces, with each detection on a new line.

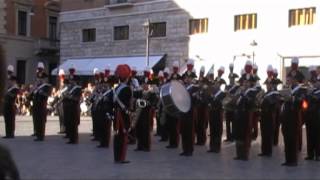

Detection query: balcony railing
xmin=34 ymin=38 xmax=60 ymax=55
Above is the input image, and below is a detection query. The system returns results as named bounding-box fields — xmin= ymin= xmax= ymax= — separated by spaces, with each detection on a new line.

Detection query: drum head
xmin=170 ymin=81 xmax=191 ymax=113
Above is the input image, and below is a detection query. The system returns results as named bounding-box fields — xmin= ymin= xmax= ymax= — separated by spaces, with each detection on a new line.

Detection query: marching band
xmin=2 ymin=57 xmax=320 ymax=166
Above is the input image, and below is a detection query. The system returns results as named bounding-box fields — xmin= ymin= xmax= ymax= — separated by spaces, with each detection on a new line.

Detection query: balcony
xmin=106 ymin=0 xmax=134 ymax=9
xmin=34 ymin=38 xmax=60 ymax=56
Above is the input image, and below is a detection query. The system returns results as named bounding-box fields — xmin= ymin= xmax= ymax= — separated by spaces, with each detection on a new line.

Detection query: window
xmin=234 ymin=13 xmax=257 ymax=31
xmin=289 ymin=7 xmax=316 ymax=27
xmin=17 ymin=60 xmax=26 ymax=84
xmin=189 ymin=18 xmax=208 ymax=35
xmin=114 ymin=26 xmax=129 ymax=40
xmin=82 ymin=28 xmax=96 ymax=42
xmin=18 ymin=10 xmax=27 ymax=36
xmin=48 ymin=16 xmax=58 ymax=40
xmin=109 ymin=0 xmax=129 ymax=4
xmin=150 ymin=22 xmax=166 ymax=37
xmin=117 ymin=0 xmax=128 ymax=3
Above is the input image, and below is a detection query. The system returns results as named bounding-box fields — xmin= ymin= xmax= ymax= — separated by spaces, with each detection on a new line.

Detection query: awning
xmin=52 ymin=55 xmax=166 ymax=75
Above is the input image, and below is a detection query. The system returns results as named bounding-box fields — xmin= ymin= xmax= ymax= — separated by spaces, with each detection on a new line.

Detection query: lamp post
xmin=250 ymin=40 xmax=258 ymax=64
xmin=143 ymin=19 xmax=151 ymax=67
xmin=233 ymin=53 xmax=251 ymax=64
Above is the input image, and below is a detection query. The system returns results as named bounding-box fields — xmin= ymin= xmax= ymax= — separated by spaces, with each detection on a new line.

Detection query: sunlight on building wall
xmin=174 ymin=0 xmax=320 ymax=82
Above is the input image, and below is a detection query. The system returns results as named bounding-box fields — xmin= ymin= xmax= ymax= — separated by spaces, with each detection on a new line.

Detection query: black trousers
xmin=273 ymin=109 xmax=281 ymax=146
xmin=159 ymin=111 xmax=169 ymax=141
xmin=136 ymin=108 xmax=152 ymax=151
xmin=260 ymin=110 xmax=275 ymax=155
xmin=114 ymin=132 xmax=128 ymax=162
xmin=63 ymin=101 xmax=71 ymax=138
xmin=69 ymin=102 xmax=80 ymax=143
xmin=196 ymin=106 xmax=207 ymax=145
xmin=209 ymin=109 xmax=223 ymax=152
xmin=33 ymin=101 xmax=47 ymax=140
xmin=234 ymin=110 xmax=252 ymax=160
xmin=282 ymin=126 xmax=298 ymax=164
xmin=180 ymin=110 xmax=194 ymax=154
xmin=98 ymin=118 xmax=112 ymax=147
xmin=3 ymin=104 xmax=16 ymax=137
xmin=225 ymin=111 xmax=235 ymax=141
xmin=167 ymin=114 xmax=179 ymax=147
xmin=57 ymin=102 xmax=65 ymax=132
xmin=305 ymin=111 xmax=320 ymax=158
xmin=91 ymin=109 xmax=98 ymax=139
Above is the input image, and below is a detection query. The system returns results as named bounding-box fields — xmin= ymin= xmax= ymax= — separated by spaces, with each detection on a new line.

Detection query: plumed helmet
xmin=164 ymin=67 xmax=170 ymax=74
xmin=7 ymin=65 xmax=14 ymax=73
xmin=173 ymin=61 xmax=179 ymax=67
xmin=58 ymin=69 xmax=65 ymax=76
xmin=309 ymin=65 xmax=317 ymax=72
xmin=187 ymin=59 xmax=194 ymax=65
xmin=200 ymin=66 xmax=205 ymax=73
xmin=93 ymin=68 xmax=99 ymax=75
xmin=158 ymin=70 xmax=164 ymax=77
xmin=37 ymin=62 xmax=45 ymax=69
xmin=273 ymin=68 xmax=278 ymax=74
xmin=218 ymin=66 xmax=225 ymax=72
xmin=291 ymin=57 xmax=299 ymax=64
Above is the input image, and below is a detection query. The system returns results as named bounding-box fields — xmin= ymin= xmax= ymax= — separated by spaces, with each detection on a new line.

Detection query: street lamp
xmin=143 ymin=19 xmax=151 ymax=67
xmin=233 ymin=53 xmax=251 ymax=64
xmin=250 ymin=40 xmax=258 ymax=64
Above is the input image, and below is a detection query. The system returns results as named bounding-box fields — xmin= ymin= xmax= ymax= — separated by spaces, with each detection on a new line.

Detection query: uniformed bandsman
xmin=113 ymin=64 xmax=132 ymax=164
xmin=251 ymin=64 xmax=261 ymax=140
xmin=180 ymin=69 xmax=198 ymax=156
xmin=224 ymin=63 xmax=239 ymax=142
xmin=57 ymin=69 xmax=66 ymax=134
xmin=96 ymin=66 xmax=114 ymax=148
xmin=157 ymin=70 xmax=169 ymax=142
xmin=65 ymin=66 xmax=82 ymax=144
xmin=195 ymin=64 xmax=209 ymax=146
xmin=90 ymin=68 xmax=102 ymax=141
xmin=3 ymin=65 xmax=19 ymax=138
xmin=234 ymin=61 xmax=258 ymax=160
xmin=30 ymin=62 xmax=52 ymax=141
xmin=304 ymin=66 xmax=320 ymax=161
xmin=281 ymin=57 xmax=306 ymax=166
xmin=166 ymin=61 xmax=181 ymax=148
xmin=208 ymin=66 xmax=226 ymax=153
xmin=259 ymin=67 xmax=280 ymax=157
xmin=273 ymin=67 xmax=283 ymax=146
xmin=134 ymin=68 xmax=158 ymax=152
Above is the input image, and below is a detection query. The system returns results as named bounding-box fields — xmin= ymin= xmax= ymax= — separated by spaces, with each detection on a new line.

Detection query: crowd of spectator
xmin=14 ymin=84 xmax=93 ymax=116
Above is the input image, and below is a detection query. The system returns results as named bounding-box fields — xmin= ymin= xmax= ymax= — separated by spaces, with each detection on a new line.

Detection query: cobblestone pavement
xmin=0 ymin=116 xmax=320 ymax=180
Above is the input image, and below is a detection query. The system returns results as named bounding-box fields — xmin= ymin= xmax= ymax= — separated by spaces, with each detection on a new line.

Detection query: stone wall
xmin=0 ymin=0 xmax=6 ymax=34
xmin=60 ymin=0 xmax=191 ymax=67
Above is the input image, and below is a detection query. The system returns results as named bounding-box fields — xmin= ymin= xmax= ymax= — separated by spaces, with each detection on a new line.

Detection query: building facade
xmin=0 ymin=0 xmax=61 ymax=84
xmin=0 ymin=0 xmax=6 ymax=34
xmin=60 ymin=0 xmax=320 ymax=81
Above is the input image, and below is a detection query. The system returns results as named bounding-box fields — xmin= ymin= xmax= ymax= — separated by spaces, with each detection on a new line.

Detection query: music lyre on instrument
xmin=160 ymin=80 xmax=191 ymax=118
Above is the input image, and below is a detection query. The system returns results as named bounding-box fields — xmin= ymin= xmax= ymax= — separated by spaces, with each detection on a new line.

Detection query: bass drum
xmin=160 ymin=80 xmax=191 ymax=118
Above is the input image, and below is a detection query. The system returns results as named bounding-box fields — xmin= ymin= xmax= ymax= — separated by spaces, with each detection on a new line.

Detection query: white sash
xmin=7 ymin=85 xmax=18 ymax=93
xmin=291 ymin=85 xmax=301 ymax=95
xmin=113 ymin=83 xmax=129 ymax=113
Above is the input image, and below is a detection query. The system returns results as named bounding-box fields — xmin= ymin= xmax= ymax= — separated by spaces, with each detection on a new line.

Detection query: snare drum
xmin=160 ymin=80 xmax=191 ymax=118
